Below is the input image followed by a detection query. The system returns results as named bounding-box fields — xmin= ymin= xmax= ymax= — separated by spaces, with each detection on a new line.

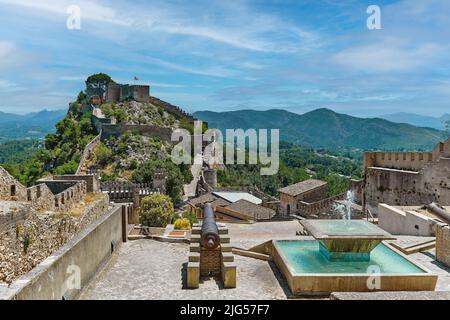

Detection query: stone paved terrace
xmin=79 ymin=221 xmax=299 ymax=300
xmin=79 ymin=221 xmax=450 ymax=300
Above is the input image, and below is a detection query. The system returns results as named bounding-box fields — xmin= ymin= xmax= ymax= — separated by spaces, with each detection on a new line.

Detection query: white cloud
xmin=0 ymin=0 xmax=131 ymax=26
xmin=143 ymin=56 xmax=237 ymax=78
xmin=331 ymin=42 xmax=442 ymax=73
xmin=0 ymin=79 xmax=23 ymax=92
xmin=0 ymin=0 xmax=318 ymax=53
xmin=0 ymin=41 xmax=29 ymax=70
xmin=59 ymin=76 xmax=87 ymax=81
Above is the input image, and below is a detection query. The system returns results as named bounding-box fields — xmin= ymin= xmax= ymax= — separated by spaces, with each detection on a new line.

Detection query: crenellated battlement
xmin=363 ymin=138 xmax=450 ymax=214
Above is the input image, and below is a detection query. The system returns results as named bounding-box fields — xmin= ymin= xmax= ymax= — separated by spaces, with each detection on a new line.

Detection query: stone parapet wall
xmin=0 ymin=168 xmax=27 ymax=201
xmin=435 ymin=223 xmax=450 ymax=268
xmin=0 ymin=202 xmax=31 ymax=235
xmin=26 ymin=183 xmax=55 ymax=212
xmin=76 ymin=132 xmax=102 ymax=174
xmin=149 ymin=96 xmax=194 ymax=121
xmin=378 ymin=203 xmax=437 ymax=236
xmin=0 ymin=203 xmax=123 ymax=300
xmin=364 ymin=151 xmax=434 ymax=171
xmin=53 ymin=175 xmax=100 ymax=193
xmin=53 ymin=181 xmax=87 ymax=212
xmin=100 ymin=123 xmax=172 ymax=142
xmin=0 ymin=194 xmax=110 ymax=285
xmin=297 ymin=193 xmax=346 ymax=218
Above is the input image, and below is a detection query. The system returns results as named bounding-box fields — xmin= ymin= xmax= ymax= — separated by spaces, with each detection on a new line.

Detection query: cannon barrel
xmin=425 ymin=202 xmax=450 ymax=224
xmin=201 ymin=203 xmax=220 ymax=250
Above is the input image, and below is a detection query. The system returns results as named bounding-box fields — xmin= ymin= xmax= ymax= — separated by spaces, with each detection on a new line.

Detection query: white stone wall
xmin=378 ymin=203 xmax=437 ymax=236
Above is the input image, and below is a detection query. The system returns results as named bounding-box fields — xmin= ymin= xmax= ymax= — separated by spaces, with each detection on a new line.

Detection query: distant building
xmin=106 ymin=83 xmax=150 ymax=103
xmin=278 ymin=179 xmax=328 ymax=215
xmin=363 ymin=138 xmax=450 ymax=215
xmin=187 ymin=191 xmax=276 ymax=222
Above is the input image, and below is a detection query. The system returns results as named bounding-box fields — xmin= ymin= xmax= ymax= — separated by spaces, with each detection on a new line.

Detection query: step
xmin=221 ymin=252 xmax=234 ymax=262
xmin=187 ymin=262 xmax=200 ymax=289
xmin=192 ymin=225 xmax=228 ymax=235
xmin=220 ymin=243 xmax=232 ymax=252
xmin=406 ymin=241 xmax=435 ymax=254
xmin=189 ymin=252 xmax=200 ymax=262
xmin=221 ymin=262 xmax=236 ymax=289
xmin=220 ymin=236 xmax=230 ymax=244
xmin=218 ymin=227 xmax=229 ymax=235
xmin=389 ymin=240 xmax=436 ymax=255
xmin=190 ymin=234 xmax=201 ymax=243
xmin=190 ymin=243 xmax=200 ymax=253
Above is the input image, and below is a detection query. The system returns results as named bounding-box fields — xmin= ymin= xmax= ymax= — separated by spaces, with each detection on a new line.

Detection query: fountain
xmin=334 ymin=190 xmax=355 ymax=220
xmin=270 ymin=219 xmax=438 ymax=294
xmin=300 ymin=219 xmax=395 ymax=261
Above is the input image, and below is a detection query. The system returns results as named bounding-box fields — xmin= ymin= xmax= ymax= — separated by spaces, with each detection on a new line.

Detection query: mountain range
xmin=379 ymin=112 xmax=450 ymax=130
xmin=0 ymin=109 xmax=66 ymax=141
xmin=1 ymin=107 xmax=448 ymax=151
xmin=194 ymin=108 xmax=449 ymax=151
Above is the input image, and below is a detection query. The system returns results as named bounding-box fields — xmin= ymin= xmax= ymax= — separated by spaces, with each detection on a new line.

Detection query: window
xmin=10 ymin=185 xmax=16 ymax=196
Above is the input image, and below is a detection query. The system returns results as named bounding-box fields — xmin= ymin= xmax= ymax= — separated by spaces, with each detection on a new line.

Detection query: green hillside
xmin=194 ymin=108 xmax=448 ymax=151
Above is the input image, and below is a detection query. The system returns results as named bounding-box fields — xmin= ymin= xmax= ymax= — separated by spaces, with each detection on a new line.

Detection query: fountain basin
xmin=300 ymin=220 xmax=396 ymax=261
xmin=272 ymin=240 xmax=437 ymax=295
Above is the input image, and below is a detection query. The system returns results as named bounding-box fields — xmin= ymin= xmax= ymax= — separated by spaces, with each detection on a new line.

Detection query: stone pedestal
xmin=186 ymin=224 xmax=236 ymax=289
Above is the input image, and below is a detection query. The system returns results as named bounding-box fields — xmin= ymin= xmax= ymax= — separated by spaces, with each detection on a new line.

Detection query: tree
xmin=132 ymin=159 xmax=186 ymax=204
xmin=85 ymin=73 xmax=113 ymax=99
xmin=77 ymin=91 xmax=86 ymax=103
xmin=54 ymin=160 xmax=78 ymax=175
xmin=140 ymin=193 xmax=174 ymax=227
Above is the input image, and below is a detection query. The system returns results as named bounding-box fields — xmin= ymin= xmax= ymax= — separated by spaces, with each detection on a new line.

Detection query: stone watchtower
xmin=202 ymin=168 xmax=217 ymax=189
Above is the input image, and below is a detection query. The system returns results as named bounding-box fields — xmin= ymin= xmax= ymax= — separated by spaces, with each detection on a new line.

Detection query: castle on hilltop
xmin=105 ymin=83 xmax=150 ymax=103
xmin=86 ymin=82 xmax=150 ymax=105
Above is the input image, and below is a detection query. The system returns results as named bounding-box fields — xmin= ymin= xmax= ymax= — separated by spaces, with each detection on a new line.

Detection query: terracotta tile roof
xmin=188 ymin=193 xmax=231 ymax=208
xmin=278 ymin=179 xmax=327 ymax=197
xmin=224 ymin=199 xmax=276 ymax=220
xmin=210 ymin=198 xmax=231 ymax=208
xmin=187 ymin=193 xmax=217 ymax=206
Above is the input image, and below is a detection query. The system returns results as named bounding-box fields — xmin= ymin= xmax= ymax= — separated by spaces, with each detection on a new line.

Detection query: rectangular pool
xmin=272 ymin=240 xmax=437 ymax=295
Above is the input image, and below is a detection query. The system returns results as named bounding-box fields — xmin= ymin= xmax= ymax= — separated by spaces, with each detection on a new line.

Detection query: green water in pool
xmin=275 ymin=240 xmax=425 ymax=274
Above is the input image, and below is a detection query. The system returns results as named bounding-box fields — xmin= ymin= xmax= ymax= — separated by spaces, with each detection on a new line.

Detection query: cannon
xmin=425 ymin=202 xmax=450 ymax=224
xmin=187 ymin=203 xmax=237 ymax=288
xmin=201 ymin=203 xmax=220 ymax=250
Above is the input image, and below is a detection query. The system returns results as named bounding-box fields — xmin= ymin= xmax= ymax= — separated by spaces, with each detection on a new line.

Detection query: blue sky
xmin=0 ymin=0 xmax=449 ymax=117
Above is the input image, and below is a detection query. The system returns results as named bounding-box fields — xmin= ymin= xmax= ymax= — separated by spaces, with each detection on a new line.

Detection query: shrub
xmin=95 ymin=144 xmax=113 ymax=166
xmin=113 ymin=109 xmax=128 ymax=123
xmin=181 ymin=211 xmax=198 ymax=226
xmin=53 ymin=160 xmax=78 ymax=175
xmin=174 ymin=218 xmax=191 ymax=230
xmin=140 ymin=193 xmax=174 ymax=227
